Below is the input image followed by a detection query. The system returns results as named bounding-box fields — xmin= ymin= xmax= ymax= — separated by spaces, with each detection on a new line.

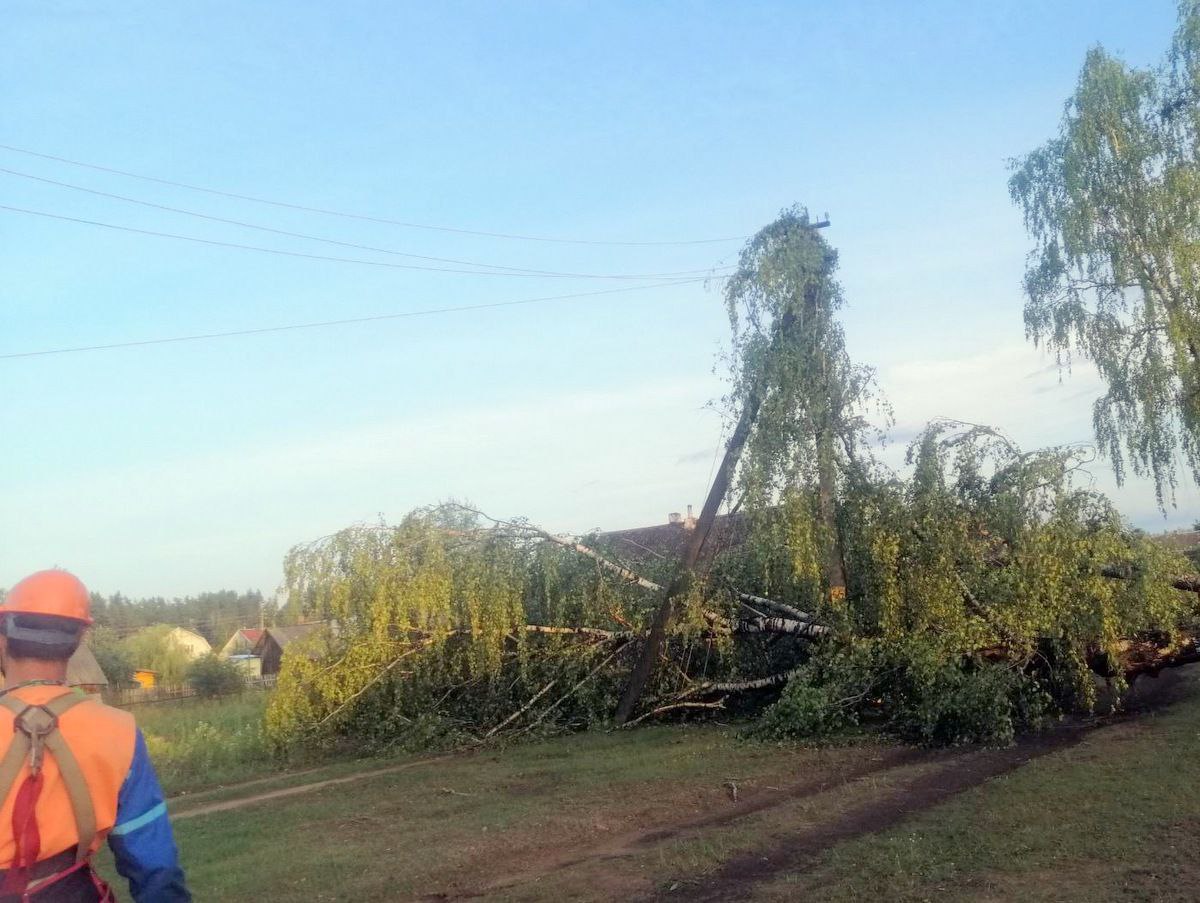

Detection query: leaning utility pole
xmin=614 ymin=219 xmax=829 ymax=725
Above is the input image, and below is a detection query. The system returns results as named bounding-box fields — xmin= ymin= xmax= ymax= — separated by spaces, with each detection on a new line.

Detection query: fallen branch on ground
xmin=619 ymin=700 xmax=726 ymax=729
xmin=481 ymin=678 xmax=558 ymax=739
xmin=509 ymin=641 xmax=633 ymax=738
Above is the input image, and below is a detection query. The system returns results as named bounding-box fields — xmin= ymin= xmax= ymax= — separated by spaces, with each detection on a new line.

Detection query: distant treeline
xmin=89 ymin=589 xmax=271 ymax=647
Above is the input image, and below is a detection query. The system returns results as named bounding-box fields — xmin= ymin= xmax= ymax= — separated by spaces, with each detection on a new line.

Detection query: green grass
xmin=156 ymin=725 xmax=852 ymax=901
xmin=92 ymin=671 xmax=1200 ymax=901
xmin=755 ymin=672 xmax=1200 ymax=901
xmin=131 ymin=693 xmax=279 ymax=795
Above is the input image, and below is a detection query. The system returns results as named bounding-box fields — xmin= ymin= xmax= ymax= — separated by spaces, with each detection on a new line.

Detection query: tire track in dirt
xmin=669 ymin=724 xmax=1092 ymax=902
xmin=171 ymin=754 xmax=454 ymax=819
xmin=447 ymin=745 xmax=937 ymax=900
xmin=450 ymin=669 xmax=1194 ymax=901
xmin=670 ymin=668 xmax=1194 ymax=902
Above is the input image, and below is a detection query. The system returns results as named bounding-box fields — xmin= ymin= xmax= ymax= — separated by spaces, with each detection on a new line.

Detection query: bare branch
xmin=619 ymin=700 xmax=726 ymax=729
xmin=481 ymin=678 xmax=558 ymax=739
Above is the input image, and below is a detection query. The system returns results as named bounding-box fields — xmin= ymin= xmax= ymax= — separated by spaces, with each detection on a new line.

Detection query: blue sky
xmin=2 ymin=1 xmax=1195 ymax=598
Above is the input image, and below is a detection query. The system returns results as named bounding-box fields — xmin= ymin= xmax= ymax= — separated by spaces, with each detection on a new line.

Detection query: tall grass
xmin=132 ymin=694 xmax=275 ymax=795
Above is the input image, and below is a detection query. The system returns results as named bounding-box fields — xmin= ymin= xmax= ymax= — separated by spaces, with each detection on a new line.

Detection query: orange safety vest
xmin=0 ymin=685 xmax=136 ymax=900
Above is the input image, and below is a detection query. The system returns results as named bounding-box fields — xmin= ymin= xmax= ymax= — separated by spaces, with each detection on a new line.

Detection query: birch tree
xmin=1011 ymin=1 xmax=1200 ymax=505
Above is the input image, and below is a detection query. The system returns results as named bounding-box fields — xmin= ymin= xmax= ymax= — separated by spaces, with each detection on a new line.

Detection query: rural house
xmin=220 ymin=628 xmax=264 ymax=657
xmin=253 ymin=624 xmax=323 ymax=676
xmin=594 ymin=506 xmax=746 ymax=568
xmin=164 ymin=626 xmax=212 ymax=659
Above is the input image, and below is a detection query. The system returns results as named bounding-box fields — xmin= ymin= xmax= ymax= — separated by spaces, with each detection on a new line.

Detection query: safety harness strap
xmin=0 ymin=732 xmax=30 ymax=823
xmin=38 ymin=695 xmax=94 ymax=866
xmin=0 ymin=693 xmax=96 ymax=866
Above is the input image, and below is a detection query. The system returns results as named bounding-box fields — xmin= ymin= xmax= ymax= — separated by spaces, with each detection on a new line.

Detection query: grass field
xmin=94 ymin=668 xmax=1200 ymax=900
xmin=131 ymin=692 xmax=277 ymax=795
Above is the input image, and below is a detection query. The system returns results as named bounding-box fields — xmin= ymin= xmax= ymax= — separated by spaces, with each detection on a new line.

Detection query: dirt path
xmin=443 ymin=726 xmax=1088 ymax=901
xmin=452 ymin=668 xmax=1194 ymax=901
xmin=671 ymin=724 xmax=1094 ymax=902
xmin=449 ymin=745 xmax=932 ymax=900
xmin=171 ymin=754 xmax=454 ymax=819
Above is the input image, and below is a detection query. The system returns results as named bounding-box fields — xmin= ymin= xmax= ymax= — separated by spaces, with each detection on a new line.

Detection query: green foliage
xmin=1010 ymin=2 xmax=1200 ymax=504
xmin=737 ymin=418 xmax=1198 ymax=743
xmin=724 ymin=207 xmax=889 ymax=538
xmin=90 ymin=589 xmax=268 ymax=646
xmin=754 ymin=636 xmax=1051 ymax=747
xmin=123 ymin=625 xmax=194 ymax=687
xmin=186 ymin=653 xmax=246 ymax=698
xmin=135 ymin=695 xmax=273 ymax=794
xmin=263 ymin=210 xmax=1200 ymax=756
xmin=266 ymin=505 xmax=671 ymax=751
xmin=86 ymin=626 xmax=135 ymax=688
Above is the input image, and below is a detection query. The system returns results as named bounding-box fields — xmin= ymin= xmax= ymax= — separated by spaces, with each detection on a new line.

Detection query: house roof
xmin=255 ymin=623 xmax=322 ymax=651
xmin=236 ymin=628 xmax=264 ymax=645
xmin=165 ymin=626 xmax=211 ymax=646
xmin=593 ymin=512 xmax=747 ymax=569
xmin=1156 ymin=530 xmax=1200 ymax=552
xmin=67 ymin=645 xmax=109 ymax=687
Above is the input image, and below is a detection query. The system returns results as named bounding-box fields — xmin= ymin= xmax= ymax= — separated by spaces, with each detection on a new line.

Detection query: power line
xmin=0 ymin=143 xmax=747 ymax=247
xmin=0 ymin=278 xmax=718 ymax=360
xmin=0 ymin=166 xmax=728 ymax=280
xmin=0 ymin=203 xmax=727 ymax=281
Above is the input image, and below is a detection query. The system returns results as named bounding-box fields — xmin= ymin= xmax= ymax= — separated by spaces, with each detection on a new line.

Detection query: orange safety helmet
xmin=1 ymin=570 xmax=93 ymax=625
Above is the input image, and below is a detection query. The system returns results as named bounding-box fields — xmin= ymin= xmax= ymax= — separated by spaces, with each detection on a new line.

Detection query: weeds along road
xmin=101 ymin=665 xmax=1200 ymax=902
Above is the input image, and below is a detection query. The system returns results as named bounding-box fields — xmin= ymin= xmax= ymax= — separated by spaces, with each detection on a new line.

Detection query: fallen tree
xmin=265 ymin=210 xmax=1200 ymax=752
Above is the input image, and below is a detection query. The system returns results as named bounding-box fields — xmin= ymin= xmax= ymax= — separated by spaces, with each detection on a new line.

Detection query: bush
xmin=186 ymin=654 xmax=246 ymax=698
xmin=753 ymin=637 xmax=1052 ymax=747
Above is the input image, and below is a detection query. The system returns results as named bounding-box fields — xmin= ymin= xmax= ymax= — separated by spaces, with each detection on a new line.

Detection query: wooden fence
xmin=103 ymin=674 xmax=277 ymax=707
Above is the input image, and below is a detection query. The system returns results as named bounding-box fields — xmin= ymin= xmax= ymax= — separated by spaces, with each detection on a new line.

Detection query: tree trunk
xmin=612 ymin=394 xmax=761 ymax=725
xmin=614 ymin=303 xmax=806 ymax=724
xmin=816 ymin=427 xmax=847 ymax=601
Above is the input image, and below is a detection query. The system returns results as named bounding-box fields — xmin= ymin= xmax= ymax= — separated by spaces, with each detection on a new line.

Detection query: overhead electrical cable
xmin=0 ymin=278 xmax=721 ymax=360
xmin=0 ymin=143 xmax=747 ymax=246
xmin=0 ymin=167 xmax=728 ymax=280
xmin=0 ymin=204 xmax=724 ymax=280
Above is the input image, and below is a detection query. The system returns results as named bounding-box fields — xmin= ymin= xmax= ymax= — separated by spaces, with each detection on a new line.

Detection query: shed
xmin=253 ymin=624 xmax=323 ymax=676
xmin=66 ymin=645 xmax=109 ymax=694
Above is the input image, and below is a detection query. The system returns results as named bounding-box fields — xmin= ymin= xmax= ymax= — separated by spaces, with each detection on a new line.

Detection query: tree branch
xmin=619 ymin=700 xmax=726 ymax=729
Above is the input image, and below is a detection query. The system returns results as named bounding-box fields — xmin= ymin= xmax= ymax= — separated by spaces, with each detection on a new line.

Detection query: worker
xmin=0 ymin=570 xmax=190 ymax=901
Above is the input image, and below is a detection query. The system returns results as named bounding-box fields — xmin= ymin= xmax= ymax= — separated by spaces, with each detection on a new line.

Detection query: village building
xmin=594 ymin=506 xmax=746 ymax=568
xmin=219 ymin=628 xmax=264 ymax=657
xmin=227 ymin=654 xmax=262 ymax=679
xmin=253 ymin=624 xmax=323 ymax=676
xmin=164 ymin=626 xmax=212 ymax=659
